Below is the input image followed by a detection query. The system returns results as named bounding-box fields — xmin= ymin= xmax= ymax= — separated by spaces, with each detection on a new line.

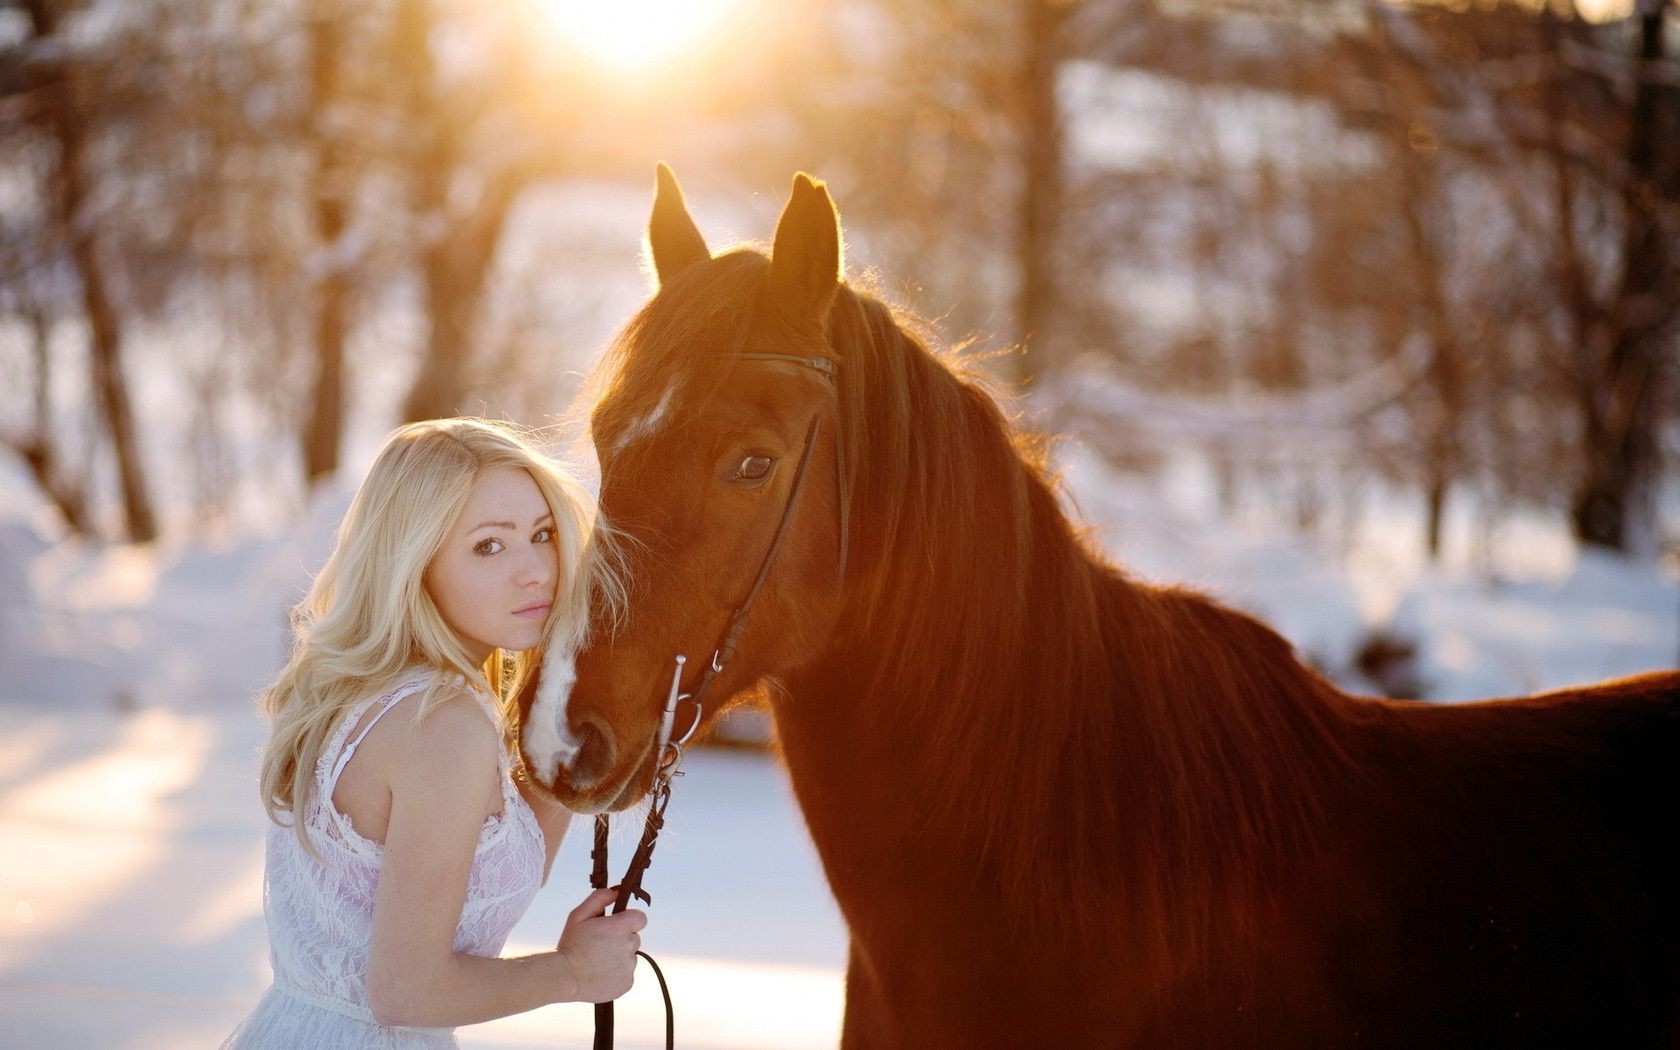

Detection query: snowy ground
xmin=0 ymin=430 xmax=1676 ymax=1048
xmin=0 ymin=704 xmax=845 ymax=1049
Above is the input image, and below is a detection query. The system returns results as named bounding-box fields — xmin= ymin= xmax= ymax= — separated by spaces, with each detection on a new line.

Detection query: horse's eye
xmin=733 ymin=455 xmax=774 ymax=482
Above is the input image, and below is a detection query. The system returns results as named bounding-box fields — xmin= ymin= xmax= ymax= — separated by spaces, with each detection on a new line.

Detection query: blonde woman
xmin=223 ymin=419 xmax=644 ymax=1049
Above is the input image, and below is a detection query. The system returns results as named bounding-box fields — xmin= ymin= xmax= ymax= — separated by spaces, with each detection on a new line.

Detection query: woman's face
xmin=425 ymin=465 xmax=559 ymax=663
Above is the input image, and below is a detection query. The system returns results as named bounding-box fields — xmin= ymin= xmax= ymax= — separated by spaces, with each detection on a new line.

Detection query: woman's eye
xmin=533 ymin=527 xmax=554 ymax=544
xmin=473 ymin=538 xmax=505 ymax=556
xmin=733 ymin=455 xmax=774 ymax=481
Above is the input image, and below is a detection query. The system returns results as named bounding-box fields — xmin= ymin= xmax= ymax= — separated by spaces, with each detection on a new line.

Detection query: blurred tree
xmin=1373 ymin=0 xmax=1680 ymax=555
xmin=302 ymin=0 xmax=353 ymax=482
xmin=1014 ymin=0 xmax=1077 ymax=389
xmin=742 ymin=0 xmax=1091 ymax=391
xmin=3 ymin=0 xmax=321 ymax=535
xmin=0 ymin=0 xmax=1670 ymax=558
xmin=1 ymin=306 xmax=90 ymax=532
xmin=388 ymin=0 xmax=576 ymax=423
xmin=1053 ymin=0 xmax=1677 ymax=557
xmin=1364 ymin=10 xmax=1473 ymax=559
xmin=1564 ymin=0 xmax=1678 ymax=552
xmin=14 ymin=0 xmax=158 ymax=541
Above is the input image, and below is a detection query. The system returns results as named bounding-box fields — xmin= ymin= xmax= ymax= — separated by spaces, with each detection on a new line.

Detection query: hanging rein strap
xmin=590 ymin=816 xmax=616 ymax=1050
xmin=593 ymin=654 xmax=691 ymax=1049
xmin=591 ymin=785 xmax=676 ymax=1050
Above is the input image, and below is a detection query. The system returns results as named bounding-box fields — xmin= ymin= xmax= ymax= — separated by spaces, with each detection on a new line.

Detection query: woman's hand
xmin=556 ymin=886 xmax=648 ymax=1003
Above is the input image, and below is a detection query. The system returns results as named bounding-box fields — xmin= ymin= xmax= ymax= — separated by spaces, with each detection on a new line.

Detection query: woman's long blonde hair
xmin=259 ymin=418 xmax=606 ymax=847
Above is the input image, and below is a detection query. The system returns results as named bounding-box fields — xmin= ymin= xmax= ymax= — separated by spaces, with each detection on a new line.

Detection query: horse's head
xmin=519 ymin=166 xmax=850 ymax=812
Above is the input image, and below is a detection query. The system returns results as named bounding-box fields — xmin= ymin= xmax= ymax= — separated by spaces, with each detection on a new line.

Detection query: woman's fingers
xmin=554 ymin=900 xmax=648 ymax=1002
xmin=566 ymin=885 xmax=621 ymax=923
xmin=557 ymin=907 xmax=648 ymax=994
xmin=601 ymin=909 xmax=646 ymax=950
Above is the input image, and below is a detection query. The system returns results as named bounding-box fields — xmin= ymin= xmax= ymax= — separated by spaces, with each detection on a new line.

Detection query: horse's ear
xmin=769 ymin=172 xmax=842 ymax=323
xmin=648 ymin=162 xmax=710 ymax=286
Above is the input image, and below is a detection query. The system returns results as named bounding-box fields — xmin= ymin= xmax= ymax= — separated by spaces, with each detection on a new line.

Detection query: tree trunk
xmin=1401 ymin=165 xmax=1459 ymax=562
xmin=78 ymin=233 xmax=156 ymax=541
xmin=27 ymin=0 xmax=157 ymax=541
xmin=391 ymin=0 xmax=484 ymax=424
xmin=20 ymin=310 xmax=90 ymax=533
xmin=1379 ymin=26 xmax=1461 ymax=563
xmin=1424 ymin=475 xmax=1447 ymax=561
xmin=1570 ymin=2 xmax=1676 ymax=553
xmin=400 ymin=178 xmax=522 ymax=423
xmin=302 ymin=0 xmax=350 ymax=483
xmin=403 ymin=241 xmax=478 ymax=423
xmin=1012 ymin=0 xmax=1068 ymax=391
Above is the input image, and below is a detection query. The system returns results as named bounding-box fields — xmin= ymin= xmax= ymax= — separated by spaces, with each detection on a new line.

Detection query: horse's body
xmin=520 ymin=167 xmax=1680 ymax=1047
xmin=790 ymin=662 xmax=1680 ymax=1046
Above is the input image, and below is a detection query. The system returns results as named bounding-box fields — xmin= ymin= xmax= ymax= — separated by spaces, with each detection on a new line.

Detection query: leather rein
xmin=591 ymin=350 xmax=843 ymax=1050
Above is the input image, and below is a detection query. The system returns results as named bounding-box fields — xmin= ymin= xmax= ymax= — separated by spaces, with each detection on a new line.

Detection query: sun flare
xmin=536 ymin=0 xmax=742 ymax=74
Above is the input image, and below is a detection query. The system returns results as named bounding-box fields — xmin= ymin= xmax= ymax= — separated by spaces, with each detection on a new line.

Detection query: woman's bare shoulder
xmin=378 ymin=680 xmax=501 ymax=787
xmin=331 ymin=675 xmax=502 ymax=843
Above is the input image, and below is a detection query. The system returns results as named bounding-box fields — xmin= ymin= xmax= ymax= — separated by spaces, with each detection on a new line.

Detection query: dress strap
xmin=323 ymin=677 xmax=430 ymax=798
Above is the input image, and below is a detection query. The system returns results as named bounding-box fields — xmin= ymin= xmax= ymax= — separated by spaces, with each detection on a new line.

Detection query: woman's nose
xmin=517 ymin=546 xmax=555 ymax=588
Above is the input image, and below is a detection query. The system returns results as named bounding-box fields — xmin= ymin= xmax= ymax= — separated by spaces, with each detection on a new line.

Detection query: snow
xmin=0 ymin=702 xmax=843 ymax=1049
xmin=1061 ymin=446 xmax=1376 ymax=677
xmin=0 ymin=407 xmax=1675 ymax=1047
xmin=1390 ymin=548 xmax=1676 ymax=701
xmin=1060 ymin=61 xmax=1383 ymax=177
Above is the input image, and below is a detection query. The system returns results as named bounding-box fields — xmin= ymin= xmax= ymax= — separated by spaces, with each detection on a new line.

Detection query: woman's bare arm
xmin=365 ymin=691 xmax=643 ymax=1028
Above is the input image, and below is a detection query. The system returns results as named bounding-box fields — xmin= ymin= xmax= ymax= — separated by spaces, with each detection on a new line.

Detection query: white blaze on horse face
xmin=525 ymin=638 xmax=581 ymax=785
xmin=610 ymin=382 xmax=677 ymax=456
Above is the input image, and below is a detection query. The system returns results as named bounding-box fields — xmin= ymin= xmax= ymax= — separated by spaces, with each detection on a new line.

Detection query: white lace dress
xmin=223 ymin=671 xmax=546 ymax=1049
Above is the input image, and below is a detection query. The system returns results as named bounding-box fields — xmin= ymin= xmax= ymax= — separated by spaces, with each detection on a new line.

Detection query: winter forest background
xmin=4 ymin=0 xmax=1677 ymax=570
xmin=1 ymin=0 xmax=1678 ymax=1045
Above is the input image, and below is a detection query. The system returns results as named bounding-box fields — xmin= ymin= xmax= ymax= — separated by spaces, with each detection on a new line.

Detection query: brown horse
xmin=519 ymin=166 xmax=1680 ymax=1047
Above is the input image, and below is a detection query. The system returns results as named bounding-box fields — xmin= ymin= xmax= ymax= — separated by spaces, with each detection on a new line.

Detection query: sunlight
xmin=0 ymin=710 xmax=211 ymax=969
xmin=178 ymin=847 xmax=266 ymax=947
xmin=534 ymin=0 xmax=742 ymax=74
xmin=1570 ymin=0 xmax=1633 ymax=21
xmin=1400 ymin=0 xmax=1635 ymax=25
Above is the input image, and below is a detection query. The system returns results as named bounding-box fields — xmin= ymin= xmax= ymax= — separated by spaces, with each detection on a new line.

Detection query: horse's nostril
xmin=569 ymin=718 xmax=616 ymax=790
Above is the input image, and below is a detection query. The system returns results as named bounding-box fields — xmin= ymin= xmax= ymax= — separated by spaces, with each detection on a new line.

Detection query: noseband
xmin=590 ymin=350 xmax=843 ymax=1050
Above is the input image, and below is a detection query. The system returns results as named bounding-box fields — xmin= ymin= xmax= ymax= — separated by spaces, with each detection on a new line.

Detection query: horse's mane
xmin=823 ymin=278 xmax=1364 ymax=972
xmin=595 ymin=249 xmax=1365 ymax=974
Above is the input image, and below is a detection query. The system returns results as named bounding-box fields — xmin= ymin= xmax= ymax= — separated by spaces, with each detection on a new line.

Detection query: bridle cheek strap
xmin=834 ymin=403 xmax=849 ymax=586
xmin=686 ymin=412 xmax=825 ymax=708
xmin=736 ymin=351 xmax=848 ymax=589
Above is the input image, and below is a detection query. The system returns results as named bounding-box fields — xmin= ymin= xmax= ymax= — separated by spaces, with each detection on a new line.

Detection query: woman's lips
xmin=514 ymin=602 xmax=551 ymax=619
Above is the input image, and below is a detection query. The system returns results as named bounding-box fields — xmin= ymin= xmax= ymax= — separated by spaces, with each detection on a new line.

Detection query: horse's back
xmin=1322 ymin=669 xmax=1680 ymax=1044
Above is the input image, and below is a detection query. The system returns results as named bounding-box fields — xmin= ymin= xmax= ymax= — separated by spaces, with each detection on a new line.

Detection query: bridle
xmin=590 ymin=350 xmax=844 ymax=1050
xmin=657 ymin=351 xmax=846 ymax=754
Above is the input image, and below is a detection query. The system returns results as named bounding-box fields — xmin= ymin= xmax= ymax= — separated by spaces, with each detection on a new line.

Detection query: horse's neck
xmin=776 ymin=560 xmax=1357 ymax=952
xmin=766 ymin=663 xmax=976 ymax=932
xmin=771 ymin=535 xmax=1131 ymax=884
xmin=802 ymin=319 xmax=1357 ymax=938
